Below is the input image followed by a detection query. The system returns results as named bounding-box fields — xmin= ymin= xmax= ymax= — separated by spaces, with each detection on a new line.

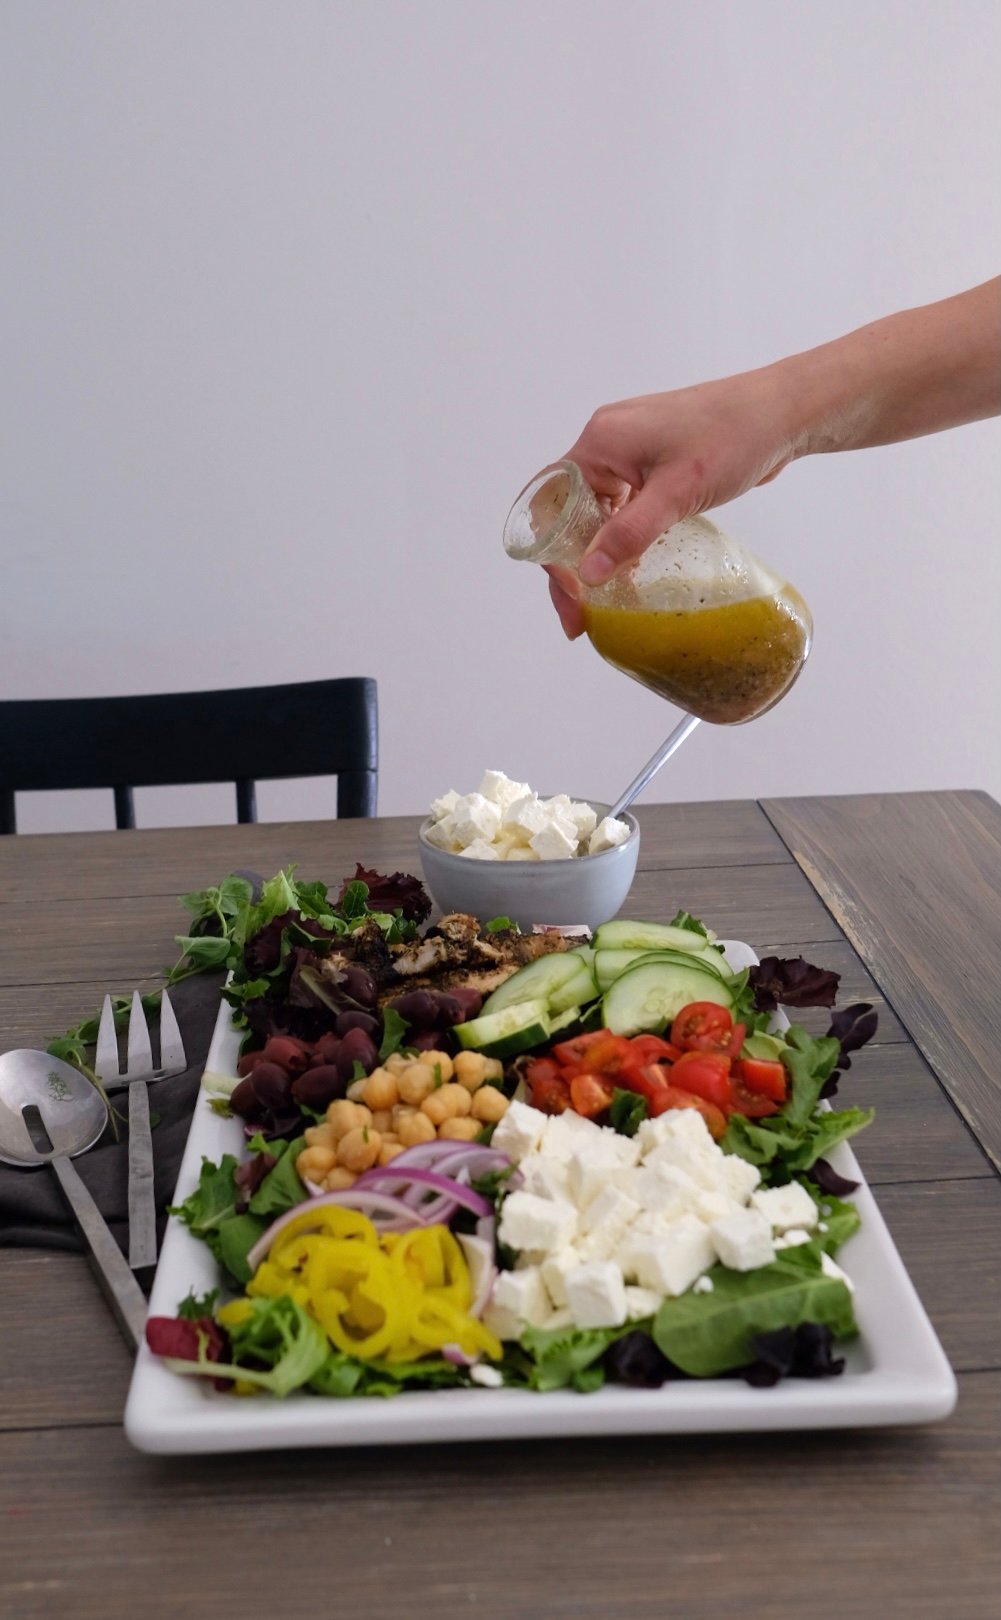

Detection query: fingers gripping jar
xmin=503 ymin=461 xmax=812 ymax=724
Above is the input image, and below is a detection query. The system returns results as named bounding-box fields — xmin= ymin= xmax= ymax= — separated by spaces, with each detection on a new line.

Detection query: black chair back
xmin=0 ymin=678 xmax=378 ymax=831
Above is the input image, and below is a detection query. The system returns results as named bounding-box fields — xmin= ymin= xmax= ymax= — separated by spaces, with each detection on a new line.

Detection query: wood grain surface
xmin=762 ymin=791 xmax=1001 ymax=1169
xmin=1 ymin=795 xmax=998 ymax=1620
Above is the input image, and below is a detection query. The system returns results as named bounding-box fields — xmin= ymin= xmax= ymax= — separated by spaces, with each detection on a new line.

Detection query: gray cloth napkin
xmin=0 ymin=972 xmax=226 ymax=1259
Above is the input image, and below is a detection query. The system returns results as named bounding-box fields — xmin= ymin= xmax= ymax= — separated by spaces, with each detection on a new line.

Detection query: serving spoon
xmin=0 ymin=1049 xmax=148 ymax=1349
xmin=607 ymin=713 xmax=702 ymax=820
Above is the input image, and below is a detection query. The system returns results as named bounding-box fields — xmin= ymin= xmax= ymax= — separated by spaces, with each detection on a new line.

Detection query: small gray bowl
xmin=417 ymin=805 xmax=640 ymax=932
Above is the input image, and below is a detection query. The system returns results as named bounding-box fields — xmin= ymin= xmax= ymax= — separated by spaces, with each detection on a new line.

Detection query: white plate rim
xmin=125 ymin=941 xmax=957 ymax=1452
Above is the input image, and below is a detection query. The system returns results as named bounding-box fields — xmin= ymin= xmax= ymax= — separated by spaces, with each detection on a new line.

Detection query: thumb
xmin=579 ymin=473 xmax=685 ymax=585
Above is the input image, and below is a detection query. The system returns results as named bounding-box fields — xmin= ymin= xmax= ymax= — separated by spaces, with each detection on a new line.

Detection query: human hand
xmin=547 ymin=368 xmax=802 ymax=637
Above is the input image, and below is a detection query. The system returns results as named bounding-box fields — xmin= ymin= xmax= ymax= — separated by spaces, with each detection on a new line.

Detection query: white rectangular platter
xmin=125 ymin=942 xmax=957 ymax=1452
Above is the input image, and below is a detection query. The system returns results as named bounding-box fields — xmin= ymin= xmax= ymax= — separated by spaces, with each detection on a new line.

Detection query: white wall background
xmin=2 ymin=0 xmax=999 ymax=833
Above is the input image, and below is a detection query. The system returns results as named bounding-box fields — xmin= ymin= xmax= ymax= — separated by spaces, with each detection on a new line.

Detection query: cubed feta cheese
xmin=711 ymin=1208 xmax=775 ymax=1272
xmin=717 ymin=1152 xmax=762 ymax=1205
xmin=423 ymin=813 xmax=461 ymax=851
xmin=774 ymin=1228 xmax=813 ymax=1249
xmin=502 ymin=794 xmax=550 ymax=841
xmin=483 ymin=1266 xmax=551 ymax=1338
xmin=568 ymin=800 xmax=598 ymax=841
xmin=429 ymin=789 xmax=460 ymax=822
xmin=692 ymin=1275 xmax=715 ymax=1295
xmin=499 ymin=1191 xmax=577 ymax=1254
xmin=628 ymin=1164 xmax=701 ymax=1216
xmin=588 ymin=815 xmax=632 ymax=855
xmin=451 ymin=792 xmax=501 ymax=848
xmin=541 ymin=1248 xmax=581 ymax=1308
xmin=565 ymin=1261 xmax=628 ymax=1330
xmin=541 ymin=1109 xmax=602 ymax=1163
xmin=503 ymin=845 xmax=541 ymax=862
xmin=820 ymin=1252 xmax=855 ymax=1294
xmin=456 ymin=837 xmax=501 ymax=861
xmin=517 ymin=1155 xmax=572 ymax=1204
xmin=750 ymin=1181 xmax=819 ymax=1233
xmin=529 ymin=819 xmax=579 ymax=862
xmin=579 ymin=1185 xmax=640 ymax=1261
xmin=618 ymin=1215 xmax=715 ymax=1296
xmin=478 ymin=770 xmax=531 ymax=811
xmin=624 ymin=1284 xmax=662 ymax=1321
xmin=491 ymin=1100 xmax=547 ymax=1161
xmin=469 ymin=1363 xmax=504 ymax=1388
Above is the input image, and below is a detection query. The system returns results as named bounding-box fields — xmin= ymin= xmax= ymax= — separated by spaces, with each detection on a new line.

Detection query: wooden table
xmin=2 ymin=792 xmax=999 ymax=1620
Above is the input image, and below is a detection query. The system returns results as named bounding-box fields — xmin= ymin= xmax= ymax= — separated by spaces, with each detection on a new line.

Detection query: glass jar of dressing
xmin=503 ymin=460 xmax=812 ymax=724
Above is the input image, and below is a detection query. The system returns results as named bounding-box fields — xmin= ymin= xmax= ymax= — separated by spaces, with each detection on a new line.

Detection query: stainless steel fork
xmin=94 ymin=990 xmax=186 ymax=1270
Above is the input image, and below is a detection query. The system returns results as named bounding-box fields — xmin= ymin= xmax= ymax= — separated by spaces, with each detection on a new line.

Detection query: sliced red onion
xmin=443 ymin=1343 xmax=478 ymax=1367
xmin=246 ymin=1189 xmax=430 ymax=1272
xmin=457 ymin=1232 xmax=496 ymax=1318
xmin=354 ymin=1166 xmax=492 ymax=1219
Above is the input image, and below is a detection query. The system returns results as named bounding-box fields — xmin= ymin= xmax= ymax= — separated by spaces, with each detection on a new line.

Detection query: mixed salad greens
xmin=135 ymin=865 xmax=879 ymax=1400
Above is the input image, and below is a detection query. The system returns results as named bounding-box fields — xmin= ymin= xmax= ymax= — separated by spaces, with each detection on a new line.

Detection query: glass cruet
xmin=503 ymin=460 xmax=813 ymax=812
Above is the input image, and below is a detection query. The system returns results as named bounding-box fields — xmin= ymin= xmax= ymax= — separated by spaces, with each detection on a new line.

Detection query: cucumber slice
xmin=593 ymin=919 xmax=713 ymax=954
xmin=482 ymin=953 xmax=598 ymax=1018
xmin=454 ymin=999 xmax=551 ymax=1058
xmin=594 ymin=945 xmax=730 ymax=992
xmin=548 ymin=1003 xmax=602 ymax=1040
xmin=569 ymin=945 xmax=596 ymax=971
xmin=602 ymin=960 xmax=732 ymax=1037
xmin=742 ymin=1032 xmax=788 ymax=1061
xmin=628 ymin=947 xmax=731 ymax=981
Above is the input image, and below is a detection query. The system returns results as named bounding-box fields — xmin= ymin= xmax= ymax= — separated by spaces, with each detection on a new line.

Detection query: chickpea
xmin=370 ymin=1108 xmax=394 ymax=1134
xmin=296 ymin=1144 xmax=338 ymax=1180
xmin=362 ymin=1067 xmax=399 ymax=1111
xmin=397 ymin=1062 xmax=437 ymax=1105
xmin=384 ymin=1052 xmax=408 ymax=1075
xmin=323 ymin=1166 xmax=357 ymax=1191
xmin=392 ymin=1103 xmax=418 ymax=1128
xmin=438 ymin=1117 xmax=482 ymax=1142
xmin=420 ymin=1050 xmax=454 ymax=1083
xmin=346 ymin=1078 xmax=368 ymax=1102
xmin=421 ymin=1083 xmax=472 ymax=1126
xmin=453 ymin=1051 xmax=489 ymax=1091
xmin=397 ymin=1110 xmax=437 ymax=1148
xmin=326 ymin=1099 xmax=373 ymax=1139
xmin=337 ymin=1126 xmax=382 ymax=1174
xmin=303 ymin=1122 xmax=338 ymax=1150
xmin=378 ymin=1140 xmax=406 ymax=1166
xmin=471 ymin=1085 xmax=510 ymax=1124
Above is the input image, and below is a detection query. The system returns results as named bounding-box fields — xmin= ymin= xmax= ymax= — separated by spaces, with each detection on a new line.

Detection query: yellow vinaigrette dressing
xmin=582 ymin=587 xmax=810 ymax=725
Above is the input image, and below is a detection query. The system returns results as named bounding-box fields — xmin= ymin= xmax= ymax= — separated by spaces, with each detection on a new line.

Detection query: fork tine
xmin=157 ymin=989 xmax=186 ymax=1076
xmin=126 ymin=991 xmax=154 ymax=1082
xmin=94 ymin=995 xmax=121 ymax=1084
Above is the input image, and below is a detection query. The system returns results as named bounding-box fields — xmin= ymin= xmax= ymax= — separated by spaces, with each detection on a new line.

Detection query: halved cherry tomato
xmin=524 ymin=1057 xmax=562 ymax=1087
xmin=648 ymin=1084 xmax=728 ymax=1140
xmin=735 ymin=1056 xmax=788 ymax=1103
xmin=670 ymin=1003 xmax=745 ymax=1058
xmin=528 ymin=1072 xmax=572 ymax=1114
xmin=727 ymin=1076 xmax=781 ymax=1118
xmin=569 ymin=1072 xmax=616 ymax=1119
xmin=551 ymin=1030 xmax=616 ymax=1069
xmin=668 ymin=1050 xmax=734 ymax=1111
xmin=617 ymin=1063 xmax=671 ymax=1106
xmin=628 ymin=1033 xmax=681 ymax=1065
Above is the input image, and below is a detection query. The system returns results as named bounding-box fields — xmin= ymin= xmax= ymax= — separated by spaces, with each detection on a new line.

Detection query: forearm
xmin=774 ymin=277 xmax=1001 ymax=458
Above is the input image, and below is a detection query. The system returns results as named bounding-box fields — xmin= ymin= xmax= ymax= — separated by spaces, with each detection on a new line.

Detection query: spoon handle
xmin=49 ymin=1154 xmax=148 ymax=1350
xmin=608 ymin=713 xmax=702 ymax=820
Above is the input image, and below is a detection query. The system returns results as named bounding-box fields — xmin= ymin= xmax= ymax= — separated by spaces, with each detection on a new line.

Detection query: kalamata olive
xmin=236 ymin=1050 xmax=265 ymax=1078
xmin=338 ymin=965 xmax=378 ymax=1008
xmin=431 ymin=992 xmax=466 ymax=1027
xmin=386 ymin=989 xmax=439 ymax=1029
xmin=334 ymin=1010 xmax=380 ymax=1039
xmin=292 ymin=1064 xmax=347 ymax=1111
xmin=444 ymin=986 xmax=483 ymax=1021
xmin=230 ymin=1076 xmax=261 ymax=1118
xmin=309 ymin=1031 xmax=343 ymax=1065
xmin=407 ymin=1029 xmax=445 ymax=1052
xmin=248 ymin=1061 xmax=295 ymax=1110
xmin=337 ymin=1026 xmax=379 ymax=1074
xmin=259 ymin=1035 xmax=311 ymax=1073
